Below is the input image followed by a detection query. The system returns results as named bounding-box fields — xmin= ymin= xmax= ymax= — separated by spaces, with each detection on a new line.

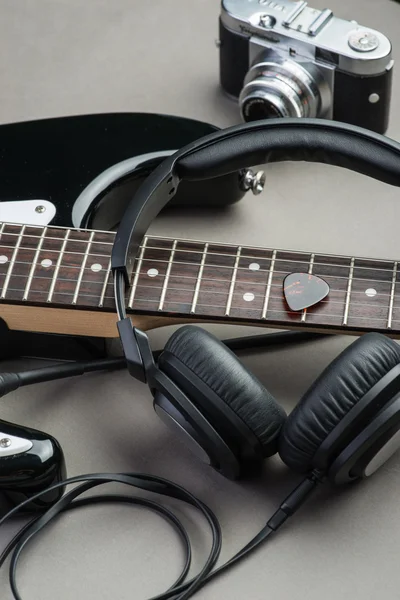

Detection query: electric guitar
xmin=0 ymin=221 xmax=398 ymax=340
xmin=0 ymin=113 xmax=245 ymax=230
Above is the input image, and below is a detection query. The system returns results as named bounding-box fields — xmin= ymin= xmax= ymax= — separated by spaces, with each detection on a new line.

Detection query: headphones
xmin=110 ymin=117 xmax=400 ymax=484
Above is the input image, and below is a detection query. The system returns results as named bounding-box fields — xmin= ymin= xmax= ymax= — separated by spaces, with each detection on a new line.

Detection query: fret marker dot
xmin=41 ymin=259 xmax=52 ymax=268
xmin=249 ymin=263 xmax=260 ymax=271
xmin=0 ymin=255 xmax=8 ymax=265
xmin=243 ymin=292 xmax=255 ymax=302
xmin=91 ymin=263 xmax=102 ymax=272
xmin=147 ymin=268 xmax=159 ymax=278
xmin=365 ymin=288 xmax=377 ymax=297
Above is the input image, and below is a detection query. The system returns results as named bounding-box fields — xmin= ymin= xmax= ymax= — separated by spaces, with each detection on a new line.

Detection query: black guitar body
xmin=0 ymin=112 xmax=245 ymax=230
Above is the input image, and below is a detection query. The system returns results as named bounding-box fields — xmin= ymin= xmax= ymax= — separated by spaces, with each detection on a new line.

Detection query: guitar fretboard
xmin=1 ymin=222 xmax=399 ymax=335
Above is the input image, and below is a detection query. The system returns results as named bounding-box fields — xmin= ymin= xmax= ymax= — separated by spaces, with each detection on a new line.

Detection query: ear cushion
xmin=279 ymin=333 xmax=400 ymax=473
xmin=158 ymin=325 xmax=286 ymax=456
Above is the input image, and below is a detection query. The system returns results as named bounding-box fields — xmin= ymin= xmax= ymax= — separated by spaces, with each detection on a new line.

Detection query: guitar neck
xmin=0 ymin=222 xmax=399 ymax=338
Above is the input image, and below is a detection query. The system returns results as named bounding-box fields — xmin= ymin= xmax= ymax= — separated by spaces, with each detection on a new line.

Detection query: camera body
xmin=219 ymin=0 xmax=393 ymax=133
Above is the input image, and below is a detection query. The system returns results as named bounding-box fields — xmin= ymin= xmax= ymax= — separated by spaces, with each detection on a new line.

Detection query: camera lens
xmin=239 ymin=53 xmax=328 ymax=122
xmin=241 ymin=96 xmax=284 ymax=121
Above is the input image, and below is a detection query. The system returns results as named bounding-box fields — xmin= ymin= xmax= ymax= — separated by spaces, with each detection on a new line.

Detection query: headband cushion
xmin=279 ymin=333 xmax=400 ymax=473
xmin=177 ymin=120 xmax=400 ymax=185
xmin=158 ymin=325 xmax=286 ymax=457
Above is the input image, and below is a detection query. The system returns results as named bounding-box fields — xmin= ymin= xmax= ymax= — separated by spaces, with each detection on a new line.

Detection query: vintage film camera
xmin=218 ymin=0 xmax=393 ymax=132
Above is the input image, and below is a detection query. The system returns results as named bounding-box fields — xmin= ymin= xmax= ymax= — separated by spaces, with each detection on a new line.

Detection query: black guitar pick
xmin=283 ymin=272 xmax=330 ymax=311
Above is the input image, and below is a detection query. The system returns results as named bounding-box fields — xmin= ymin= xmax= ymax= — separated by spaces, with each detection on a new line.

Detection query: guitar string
xmin=1 ymin=284 xmax=398 ymax=325
xmin=0 ymin=225 xmax=397 ymax=268
xmin=125 ymin=299 xmax=399 ymax=323
xmin=0 ymin=261 xmax=400 ymax=306
xmin=0 ymin=262 xmax=398 ymax=307
xmin=0 ymin=242 xmax=397 ymax=276
xmin=0 ymin=230 xmax=398 ymax=274
xmin=1 ymin=269 xmax=397 ymax=310
xmin=0 ymin=239 xmax=396 ymax=276
xmin=0 ymin=222 xmax=114 ymax=235
xmin=132 ymin=274 xmax=395 ymax=298
xmin=0 ymin=257 xmax=397 ymax=312
xmin=0 ymin=237 xmax=397 ymax=275
xmin=1 ymin=226 xmax=398 ymax=269
xmin=0 ymin=243 xmax=111 ymax=259
xmin=137 ymin=245 xmax=397 ymax=272
xmin=143 ymin=234 xmax=400 ymax=263
xmin=104 ymin=282 xmax=394 ymax=309
xmin=107 ymin=257 xmax=398 ymax=284
xmin=0 ymin=249 xmax=398 ymax=287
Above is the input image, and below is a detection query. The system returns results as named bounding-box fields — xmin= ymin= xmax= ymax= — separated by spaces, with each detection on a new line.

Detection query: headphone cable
xmin=0 ymin=470 xmax=323 ymax=600
xmin=0 ymin=330 xmax=327 ymax=398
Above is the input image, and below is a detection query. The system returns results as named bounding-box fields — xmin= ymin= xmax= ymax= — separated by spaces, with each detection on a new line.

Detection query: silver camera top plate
xmin=221 ymin=0 xmax=392 ymax=76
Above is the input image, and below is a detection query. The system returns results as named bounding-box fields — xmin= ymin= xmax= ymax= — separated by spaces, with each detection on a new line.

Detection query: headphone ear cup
xmin=157 ymin=326 xmax=286 ymax=464
xmin=279 ymin=333 xmax=400 ymax=473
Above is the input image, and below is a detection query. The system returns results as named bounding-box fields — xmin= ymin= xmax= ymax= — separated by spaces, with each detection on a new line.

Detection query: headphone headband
xmin=111 ymin=118 xmax=400 ymax=282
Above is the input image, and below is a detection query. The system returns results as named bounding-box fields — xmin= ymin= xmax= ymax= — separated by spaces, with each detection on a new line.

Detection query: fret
xmin=47 ymin=229 xmax=71 ymax=303
xmin=99 ymin=259 xmax=112 ymax=308
xmin=225 ymin=248 xmax=273 ymax=319
xmin=388 ymin=262 xmax=398 ymax=329
xmin=225 ymin=246 xmax=242 ymax=316
xmin=128 ymin=239 xmax=176 ymax=312
xmin=1 ymin=225 xmax=25 ymax=299
xmin=66 ymin=231 xmax=114 ymax=309
xmin=302 ymin=254 xmax=349 ymax=328
xmin=23 ymin=226 xmax=47 ymax=301
xmin=265 ymin=250 xmax=309 ymax=324
xmin=18 ymin=227 xmax=71 ymax=304
xmin=72 ymin=231 xmax=95 ymax=304
xmin=345 ymin=258 xmax=393 ymax=330
xmin=342 ymin=258 xmax=355 ymax=326
xmin=158 ymin=239 xmax=177 ymax=311
xmin=0 ymin=225 xmax=42 ymax=303
xmin=191 ymin=243 xmax=208 ymax=314
xmin=301 ymin=253 xmax=315 ymax=323
xmin=49 ymin=229 xmax=98 ymax=306
xmin=128 ymin=236 xmax=148 ymax=309
xmin=170 ymin=242 xmax=235 ymax=318
xmin=261 ymin=250 xmax=276 ymax=319
xmin=160 ymin=242 xmax=214 ymax=315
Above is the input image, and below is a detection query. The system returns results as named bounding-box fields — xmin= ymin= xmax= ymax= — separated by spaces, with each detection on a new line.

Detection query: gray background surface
xmin=1 ymin=1 xmax=400 ymax=598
